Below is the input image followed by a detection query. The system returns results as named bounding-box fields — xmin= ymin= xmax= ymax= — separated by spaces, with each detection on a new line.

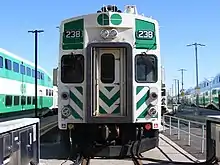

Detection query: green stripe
xmin=136 ymin=86 xmax=143 ymax=95
xmin=68 ymin=105 xmax=82 ymax=120
xmin=75 ymin=86 xmax=83 ymax=95
xmin=136 ymin=88 xmax=150 ymax=110
xmin=99 ymin=90 xmax=120 ymax=107
xmin=69 ymin=90 xmax=83 ymax=110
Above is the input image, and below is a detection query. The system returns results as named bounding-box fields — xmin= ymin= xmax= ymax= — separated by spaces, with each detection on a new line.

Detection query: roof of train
xmin=0 ymin=48 xmax=52 ymax=78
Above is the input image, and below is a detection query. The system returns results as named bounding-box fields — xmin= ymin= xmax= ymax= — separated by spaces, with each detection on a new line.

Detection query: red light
xmin=145 ymin=124 xmax=151 ymax=130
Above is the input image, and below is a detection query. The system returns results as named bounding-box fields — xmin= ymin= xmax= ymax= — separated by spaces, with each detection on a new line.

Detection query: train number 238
xmin=64 ymin=30 xmax=82 ymax=38
xmin=136 ymin=30 xmax=154 ymax=39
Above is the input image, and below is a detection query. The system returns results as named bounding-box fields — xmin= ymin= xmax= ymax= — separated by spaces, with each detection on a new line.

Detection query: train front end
xmin=58 ymin=5 xmax=161 ymax=157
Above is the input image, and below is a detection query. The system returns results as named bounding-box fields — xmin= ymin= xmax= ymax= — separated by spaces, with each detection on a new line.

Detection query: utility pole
xmin=178 ymin=69 xmax=187 ymax=91
xmin=177 ymin=79 xmax=180 ymax=103
xmin=173 ymin=79 xmax=178 ymax=103
xmin=187 ymin=43 xmax=205 ymax=106
xmin=28 ymin=29 xmax=44 ymax=118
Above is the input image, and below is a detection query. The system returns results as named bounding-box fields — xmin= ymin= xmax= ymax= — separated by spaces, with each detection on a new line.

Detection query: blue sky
xmin=0 ymin=0 xmax=219 ymax=91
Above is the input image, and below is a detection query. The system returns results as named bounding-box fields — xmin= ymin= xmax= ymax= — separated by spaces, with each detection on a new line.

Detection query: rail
xmin=162 ymin=114 xmax=206 ymax=153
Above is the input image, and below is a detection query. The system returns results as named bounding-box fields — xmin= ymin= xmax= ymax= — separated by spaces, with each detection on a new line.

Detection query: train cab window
xmin=5 ymin=59 xmax=12 ymax=70
xmin=21 ymin=96 xmax=26 ymax=105
xmin=32 ymin=69 xmax=35 ymax=78
xmin=41 ymin=73 xmax=44 ymax=80
xmin=135 ymin=54 xmax=157 ymax=83
xmin=5 ymin=95 xmax=12 ymax=106
xmin=61 ymin=54 xmax=84 ymax=83
xmin=27 ymin=67 xmax=31 ymax=76
xmin=27 ymin=96 xmax=32 ymax=105
xmin=101 ymin=54 xmax=115 ymax=83
xmin=14 ymin=96 xmax=20 ymax=105
xmin=20 ymin=64 xmax=25 ymax=75
xmin=13 ymin=62 xmax=19 ymax=73
xmin=0 ymin=56 xmax=3 ymax=68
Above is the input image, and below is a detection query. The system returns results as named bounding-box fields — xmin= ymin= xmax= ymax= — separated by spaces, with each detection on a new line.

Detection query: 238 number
xmin=64 ymin=30 xmax=82 ymax=38
xmin=136 ymin=30 xmax=154 ymax=39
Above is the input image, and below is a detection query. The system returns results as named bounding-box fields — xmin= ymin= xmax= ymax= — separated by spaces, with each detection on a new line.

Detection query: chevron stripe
xmin=136 ymin=86 xmax=150 ymax=118
xmin=68 ymin=86 xmax=83 ymax=120
xmin=99 ymin=86 xmax=120 ymax=114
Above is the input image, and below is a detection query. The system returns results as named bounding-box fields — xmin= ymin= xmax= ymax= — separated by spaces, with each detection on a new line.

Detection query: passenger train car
xmin=58 ymin=5 xmax=162 ymax=157
xmin=0 ymin=48 xmax=56 ymax=120
xmin=185 ymin=74 xmax=220 ymax=109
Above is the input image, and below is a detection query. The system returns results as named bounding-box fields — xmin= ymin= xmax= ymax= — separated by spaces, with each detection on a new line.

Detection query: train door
xmin=95 ymin=48 xmax=124 ymax=116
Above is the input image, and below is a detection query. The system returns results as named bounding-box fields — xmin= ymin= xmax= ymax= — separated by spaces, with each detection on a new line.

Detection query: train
xmin=184 ymin=73 xmax=220 ymax=109
xmin=0 ymin=48 xmax=58 ymax=121
xmin=58 ymin=5 xmax=162 ymax=158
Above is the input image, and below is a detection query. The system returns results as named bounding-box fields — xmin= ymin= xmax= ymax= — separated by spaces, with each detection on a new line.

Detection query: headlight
xmin=109 ymin=29 xmax=118 ymax=38
xmin=150 ymin=92 xmax=158 ymax=99
xmin=61 ymin=107 xmax=71 ymax=117
xmin=61 ymin=92 xmax=69 ymax=100
xmin=100 ymin=29 xmax=109 ymax=39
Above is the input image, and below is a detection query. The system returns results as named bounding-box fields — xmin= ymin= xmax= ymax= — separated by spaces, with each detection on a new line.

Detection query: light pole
xmin=187 ymin=43 xmax=205 ymax=106
xmin=28 ymin=29 xmax=44 ymax=118
xmin=178 ymin=69 xmax=187 ymax=91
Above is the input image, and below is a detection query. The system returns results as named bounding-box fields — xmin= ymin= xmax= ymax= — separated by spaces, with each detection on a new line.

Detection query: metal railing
xmin=162 ymin=114 xmax=206 ymax=153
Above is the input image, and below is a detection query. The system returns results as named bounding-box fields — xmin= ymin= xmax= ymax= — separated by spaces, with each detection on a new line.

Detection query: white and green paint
xmin=0 ymin=48 xmax=53 ymax=115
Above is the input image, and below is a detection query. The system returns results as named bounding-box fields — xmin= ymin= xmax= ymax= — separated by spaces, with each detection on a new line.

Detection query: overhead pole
xmin=28 ymin=29 xmax=44 ymax=118
xmin=178 ymin=69 xmax=187 ymax=91
xmin=187 ymin=43 xmax=205 ymax=106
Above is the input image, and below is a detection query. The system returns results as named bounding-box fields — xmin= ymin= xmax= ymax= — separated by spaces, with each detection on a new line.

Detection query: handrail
xmin=162 ymin=114 xmax=206 ymax=153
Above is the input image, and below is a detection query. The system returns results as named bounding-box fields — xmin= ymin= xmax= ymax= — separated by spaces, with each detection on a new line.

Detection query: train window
xmin=0 ymin=56 xmax=3 ymax=68
xmin=13 ymin=62 xmax=19 ymax=73
xmin=51 ymin=90 xmax=53 ymax=96
xmin=5 ymin=59 xmax=12 ymax=70
xmin=21 ymin=96 xmax=26 ymax=105
xmin=20 ymin=64 xmax=25 ymax=75
xmin=162 ymin=89 xmax=166 ymax=96
xmin=14 ymin=96 xmax=19 ymax=105
xmin=212 ymin=89 xmax=217 ymax=95
xmin=100 ymin=54 xmax=115 ymax=83
xmin=46 ymin=89 xmax=48 ymax=96
xmin=27 ymin=96 xmax=32 ymax=105
xmin=61 ymin=54 xmax=84 ymax=83
xmin=135 ymin=54 xmax=157 ymax=83
xmin=5 ymin=95 xmax=12 ymax=106
xmin=49 ymin=90 xmax=51 ymax=96
xmin=27 ymin=67 xmax=31 ymax=76
xmin=37 ymin=71 xmax=40 ymax=79
xmin=32 ymin=97 xmax=35 ymax=105
xmin=32 ymin=69 xmax=35 ymax=78
xmin=41 ymin=73 xmax=44 ymax=80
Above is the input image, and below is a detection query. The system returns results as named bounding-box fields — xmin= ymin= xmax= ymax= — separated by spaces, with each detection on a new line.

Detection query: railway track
xmin=40 ymin=115 xmax=58 ymax=136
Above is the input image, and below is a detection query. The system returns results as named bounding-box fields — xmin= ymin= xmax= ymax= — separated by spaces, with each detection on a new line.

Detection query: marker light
xmin=61 ymin=107 xmax=71 ymax=117
xmin=150 ymin=92 xmax=158 ymax=99
xmin=148 ymin=108 xmax=157 ymax=116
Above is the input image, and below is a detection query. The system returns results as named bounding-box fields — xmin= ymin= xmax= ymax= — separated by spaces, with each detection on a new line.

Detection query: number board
xmin=64 ymin=30 xmax=83 ymax=39
xmin=136 ymin=30 xmax=154 ymax=40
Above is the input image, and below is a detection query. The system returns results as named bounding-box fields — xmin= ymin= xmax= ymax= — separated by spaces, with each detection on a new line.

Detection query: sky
xmin=0 ymin=0 xmax=219 ymax=92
